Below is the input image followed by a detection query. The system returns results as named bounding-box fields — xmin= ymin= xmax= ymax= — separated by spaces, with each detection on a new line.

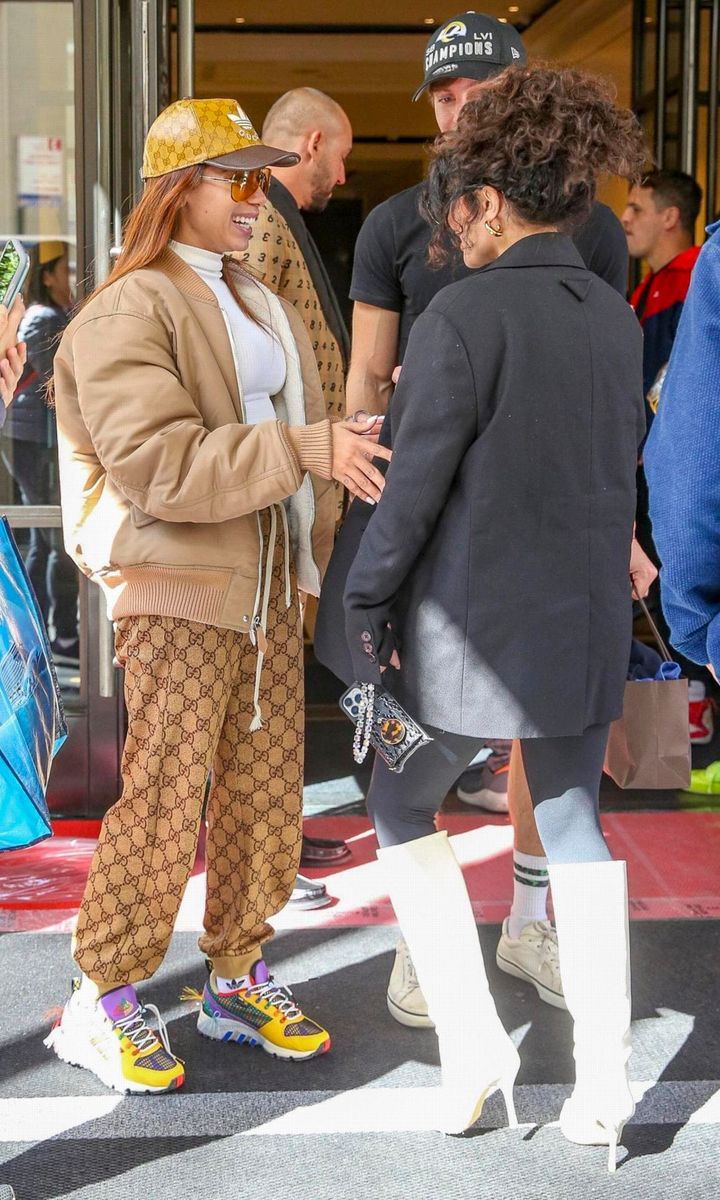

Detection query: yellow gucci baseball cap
xmin=142 ymin=97 xmax=300 ymax=179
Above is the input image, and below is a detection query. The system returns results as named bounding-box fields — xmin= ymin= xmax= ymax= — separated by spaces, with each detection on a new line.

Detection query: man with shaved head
xmin=243 ymin=89 xmax=354 ymax=891
xmin=262 ymin=87 xmax=353 ymax=217
xmin=244 ymin=87 xmax=352 ymax=415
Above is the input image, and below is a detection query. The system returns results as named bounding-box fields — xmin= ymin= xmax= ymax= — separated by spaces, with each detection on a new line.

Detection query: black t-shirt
xmin=350 ymin=182 xmax=629 ymax=360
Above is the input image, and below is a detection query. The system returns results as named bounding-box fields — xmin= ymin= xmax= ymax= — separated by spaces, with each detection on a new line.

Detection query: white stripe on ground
xmin=0 ymin=1096 xmax=123 ymax=1139
xmin=1 ymin=1082 xmax=718 ymax=1142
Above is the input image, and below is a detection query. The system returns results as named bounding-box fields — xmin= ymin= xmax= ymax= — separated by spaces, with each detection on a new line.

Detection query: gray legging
xmin=367 ymin=722 xmax=612 ymax=864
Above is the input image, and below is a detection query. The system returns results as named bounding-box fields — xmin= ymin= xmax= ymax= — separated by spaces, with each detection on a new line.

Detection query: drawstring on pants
xmin=249 ymin=503 xmax=294 ymax=733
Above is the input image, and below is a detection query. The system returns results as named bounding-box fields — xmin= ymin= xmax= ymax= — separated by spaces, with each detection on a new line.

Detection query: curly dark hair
xmin=422 ymin=65 xmax=648 ymax=265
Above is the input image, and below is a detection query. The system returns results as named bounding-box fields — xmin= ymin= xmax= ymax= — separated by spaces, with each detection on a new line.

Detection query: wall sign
xmin=17 ymin=137 xmax=64 ymax=208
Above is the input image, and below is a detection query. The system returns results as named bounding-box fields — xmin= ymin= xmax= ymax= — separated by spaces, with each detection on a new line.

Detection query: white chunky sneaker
xmin=496 ymin=918 xmax=567 ymax=1010
xmin=45 ymin=981 xmax=185 ymax=1094
xmin=386 ymin=939 xmax=433 ymax=1028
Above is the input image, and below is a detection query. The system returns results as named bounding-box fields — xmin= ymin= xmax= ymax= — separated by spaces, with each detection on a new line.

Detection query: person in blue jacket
xmin=645 ymin=220 xmax=720 ymax=676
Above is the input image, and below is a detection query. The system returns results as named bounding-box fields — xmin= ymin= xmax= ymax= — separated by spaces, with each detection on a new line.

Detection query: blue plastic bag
xmin=0 ymin=515 xmax=67 ymax=850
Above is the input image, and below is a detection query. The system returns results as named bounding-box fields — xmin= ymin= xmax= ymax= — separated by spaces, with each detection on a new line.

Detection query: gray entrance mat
xmin=1 ymin=923 xmax=718 ymax=1199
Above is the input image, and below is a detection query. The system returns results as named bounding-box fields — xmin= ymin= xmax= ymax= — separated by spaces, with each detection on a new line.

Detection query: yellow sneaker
xmin=45 ymin=981 xmax=185 ymax=1094
xmin=194 ymin=960 xmax=331 ymax=1060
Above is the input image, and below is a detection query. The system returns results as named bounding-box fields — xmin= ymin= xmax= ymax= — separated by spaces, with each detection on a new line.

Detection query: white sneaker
xmin=45 ymin=981 xmax=185 ymax=1094
xmin=386 ymin=940 xmax=433 ymax=1028
xmin=496 ymin=918 xmax=567 ymax=1010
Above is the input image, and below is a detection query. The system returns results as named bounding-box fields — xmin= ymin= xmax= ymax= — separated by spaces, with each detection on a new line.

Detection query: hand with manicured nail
xmin=332 ymin=416 xmax=392 ymax=504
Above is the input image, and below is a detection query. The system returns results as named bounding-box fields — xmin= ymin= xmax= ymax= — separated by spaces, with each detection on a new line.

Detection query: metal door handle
xmin=99 ymin=613 xmax=116 ymax=698
xmin=177 ymin=0 xmax=195 ymax=97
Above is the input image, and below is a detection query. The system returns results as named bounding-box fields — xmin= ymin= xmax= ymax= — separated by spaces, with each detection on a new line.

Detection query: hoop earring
xmin=484 ymin=220 xmax=503 ymax=238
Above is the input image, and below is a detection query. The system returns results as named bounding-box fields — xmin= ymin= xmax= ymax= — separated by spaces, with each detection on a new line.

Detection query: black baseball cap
xmin=413 ymin=11 xmax=527 ymax=101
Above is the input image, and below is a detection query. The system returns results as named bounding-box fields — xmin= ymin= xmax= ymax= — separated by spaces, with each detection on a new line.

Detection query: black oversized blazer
xmin=341 ymin=233 xmax=645 ymax=739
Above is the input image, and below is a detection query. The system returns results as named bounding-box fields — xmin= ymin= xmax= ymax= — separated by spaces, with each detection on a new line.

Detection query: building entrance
xmin=0 ymin=0 xmax=175 ymax=814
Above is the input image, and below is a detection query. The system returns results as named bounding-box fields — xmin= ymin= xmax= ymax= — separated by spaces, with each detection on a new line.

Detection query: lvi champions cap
xmin=413 ymin=11 xmax=526 ymax=100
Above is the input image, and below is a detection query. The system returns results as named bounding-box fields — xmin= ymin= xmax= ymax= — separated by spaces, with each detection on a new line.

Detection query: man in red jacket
xmin=623 ymin=169 xmax=702 ymax=417
xmin=622 ymin=170 xmax=712 ymax=744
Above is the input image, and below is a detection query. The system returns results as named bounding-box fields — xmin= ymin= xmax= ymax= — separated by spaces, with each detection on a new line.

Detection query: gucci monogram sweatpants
xmin=73 ymin=540 xmax=304 ymax=990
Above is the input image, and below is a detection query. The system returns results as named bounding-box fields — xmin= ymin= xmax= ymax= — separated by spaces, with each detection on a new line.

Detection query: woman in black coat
xmin=342 ymin=66 xmax=647 ymax=1170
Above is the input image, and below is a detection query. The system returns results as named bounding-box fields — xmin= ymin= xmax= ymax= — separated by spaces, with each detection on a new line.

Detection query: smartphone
xmin=0 ymin=239 xmax=30 ymax=310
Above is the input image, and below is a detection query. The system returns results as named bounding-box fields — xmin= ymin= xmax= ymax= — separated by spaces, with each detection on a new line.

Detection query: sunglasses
xmin=201 ymin=167 xmax=272 ymax=202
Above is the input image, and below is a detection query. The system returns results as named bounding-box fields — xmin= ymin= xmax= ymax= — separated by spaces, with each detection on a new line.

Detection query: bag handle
xmin=634 ymin=591 xmax=673 ymax=662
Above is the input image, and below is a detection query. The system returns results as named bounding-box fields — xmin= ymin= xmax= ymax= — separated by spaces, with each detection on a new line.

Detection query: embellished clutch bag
xmin=339 ymin=682 xmax=433 ymax=773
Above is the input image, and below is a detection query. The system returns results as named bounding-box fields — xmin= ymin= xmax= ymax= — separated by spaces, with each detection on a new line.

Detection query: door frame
xmin=3 ymin=0 xmax=174 ymax=813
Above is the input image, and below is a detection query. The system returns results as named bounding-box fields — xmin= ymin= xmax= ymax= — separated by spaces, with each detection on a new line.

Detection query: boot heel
xmin=440 ymin=1062 xmax=519 ymax=1136
xmin=605 ymin=1121 xmax=626 ymax=1173
xmin=501 ymin=1080 xmax=518 ymax=1129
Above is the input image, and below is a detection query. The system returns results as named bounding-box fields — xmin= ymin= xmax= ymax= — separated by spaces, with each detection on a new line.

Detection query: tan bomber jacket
xmin=53 ymin=248 xmax=336 ymax=632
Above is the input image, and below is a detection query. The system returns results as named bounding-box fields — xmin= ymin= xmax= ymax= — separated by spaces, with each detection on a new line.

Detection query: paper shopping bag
xmin=605 ymin=676 xmax=690 ymax=789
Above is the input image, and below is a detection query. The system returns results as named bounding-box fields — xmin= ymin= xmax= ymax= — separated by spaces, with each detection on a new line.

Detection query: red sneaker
xmin=690 ymin=697 xmax=716 ymax=744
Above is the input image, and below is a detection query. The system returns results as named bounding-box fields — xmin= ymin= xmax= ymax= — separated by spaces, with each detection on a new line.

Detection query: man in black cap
xmin=348 ymin=12 xmax=627 ymax=388
xmin=345 ymin=11 xmax=628 ymax=1027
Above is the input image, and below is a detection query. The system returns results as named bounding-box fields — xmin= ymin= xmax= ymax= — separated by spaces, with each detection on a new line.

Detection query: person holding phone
xmin=1 ymin=243 xmax=79 ymax=663
xmin=344 ymin=66 xmax=646 ymax=1170
xmin=45 ymin=98 xmax=389 ymax=1097
xmin=0 ymin=299 xmax=28 ymax=423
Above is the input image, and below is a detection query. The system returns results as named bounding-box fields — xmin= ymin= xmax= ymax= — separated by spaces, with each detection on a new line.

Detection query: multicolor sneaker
xmin=192 ymin=960 xmax=331 ymax=1060
xmin=456 ymin=742 xmax=511 ymax=814
xmin=44 ymin=980 xmax=185 ymax=1094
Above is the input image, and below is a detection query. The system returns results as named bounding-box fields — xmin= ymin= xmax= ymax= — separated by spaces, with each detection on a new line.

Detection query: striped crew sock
xmin=508 ymin=850 xmax=550 ymax=939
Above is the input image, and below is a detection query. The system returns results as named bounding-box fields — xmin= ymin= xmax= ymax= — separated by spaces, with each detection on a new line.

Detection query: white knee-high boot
xmin=549 ymin=859 xmax=634 ymax=1172
xmin=378 ymin=830 xmax=520 ymax=1134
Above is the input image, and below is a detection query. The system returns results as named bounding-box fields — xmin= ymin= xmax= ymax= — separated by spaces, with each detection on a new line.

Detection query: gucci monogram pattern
xmin=73 ymin=524 xmax=304 ymax=988
xmin=244 ymin=204 xmax=346 ymax=420
xmin=143 ymin=98 xmax=261 ymax=179
xmin=200 ymin=544 xmax=304 ymax=973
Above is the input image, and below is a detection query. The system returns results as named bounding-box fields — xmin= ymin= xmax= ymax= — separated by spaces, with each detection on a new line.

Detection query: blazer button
xmin=363 ymin=643 xmax=373 ymax=655
xmin=361 ymin=631 xmax=372 ymax=642
xmin=367 ymin=653 xmax=377 ymax=663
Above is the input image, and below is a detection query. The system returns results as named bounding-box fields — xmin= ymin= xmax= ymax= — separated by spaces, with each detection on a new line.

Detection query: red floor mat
xmin=0 ymin=820 xmax=205 ymax=910
xmin=1 ymin=811 xmax=719 ymax=928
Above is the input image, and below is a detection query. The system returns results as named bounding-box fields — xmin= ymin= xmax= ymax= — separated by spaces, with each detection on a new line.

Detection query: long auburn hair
xmin=85 ymin=163 xmax=260 ymax=321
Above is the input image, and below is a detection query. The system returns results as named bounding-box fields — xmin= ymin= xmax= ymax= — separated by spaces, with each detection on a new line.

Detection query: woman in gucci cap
xmin=46 ymin=97 xmax=389 ymax=1095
